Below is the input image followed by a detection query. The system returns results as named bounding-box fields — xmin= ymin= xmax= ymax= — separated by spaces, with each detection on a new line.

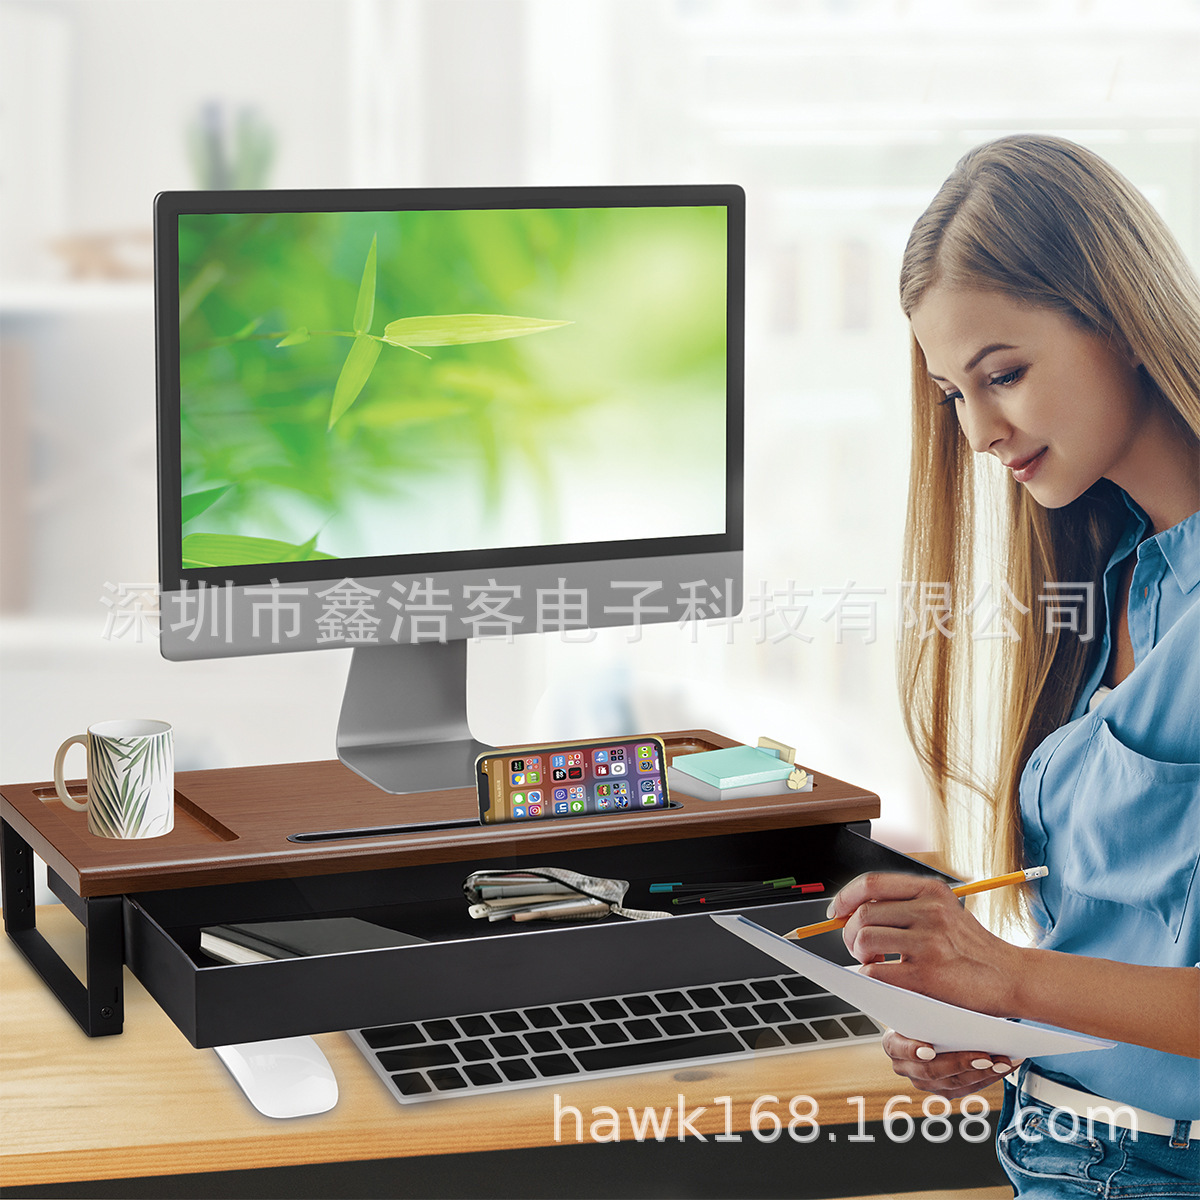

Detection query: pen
xmin=478 ymin=881 xmax=577 ymax=898
xmin=511 ymin=900 xmax=610 ymax=922
xmin=781 ymin=866 xmax=1049 ymax=940
xmin=650 ymin=877 xmax=795 ymax=894
xmin=468 ymin=894 xmax=581 ymax=919
xmin=671 ymin=882 xmax=825 ymax=906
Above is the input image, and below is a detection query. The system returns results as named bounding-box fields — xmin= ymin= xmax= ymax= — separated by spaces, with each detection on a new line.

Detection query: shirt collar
xmin=1155 ymin=505 xmax=1200 ymax=595
xmin=1112 ymin=488 xmax=1149 ymax=563
xmin=1115 ymin=488 xmax=1200 ymax=595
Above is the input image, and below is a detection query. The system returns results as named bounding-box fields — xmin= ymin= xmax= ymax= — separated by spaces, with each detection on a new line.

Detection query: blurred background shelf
xmin=0 ymin=281 xmax=155 ymax=315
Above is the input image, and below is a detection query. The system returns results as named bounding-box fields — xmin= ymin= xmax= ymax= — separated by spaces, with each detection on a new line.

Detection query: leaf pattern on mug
xmin=88 ymin=731 xmax=173 ymax=838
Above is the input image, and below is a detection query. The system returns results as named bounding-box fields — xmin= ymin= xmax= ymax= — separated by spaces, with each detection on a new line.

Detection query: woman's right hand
xmin=880 ymin=1030 xmax=1021 ymax=1099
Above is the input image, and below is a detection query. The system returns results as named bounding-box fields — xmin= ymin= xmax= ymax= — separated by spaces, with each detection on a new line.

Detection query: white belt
xmin=1017 ymin=1069 xmax=1200 ymax=1141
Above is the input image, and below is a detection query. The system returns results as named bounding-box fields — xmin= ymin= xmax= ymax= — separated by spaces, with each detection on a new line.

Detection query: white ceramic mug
xmin=52 ymin=720 xmax=174 ymax=839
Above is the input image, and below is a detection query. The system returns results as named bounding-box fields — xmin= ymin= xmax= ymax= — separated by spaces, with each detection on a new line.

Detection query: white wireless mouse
xmin=213 ymin=1036 xmax=339 ymax=1119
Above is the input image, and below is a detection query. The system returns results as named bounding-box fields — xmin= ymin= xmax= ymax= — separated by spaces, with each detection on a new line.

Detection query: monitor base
xmin=335 ymin=641 xmax=493 ymax=795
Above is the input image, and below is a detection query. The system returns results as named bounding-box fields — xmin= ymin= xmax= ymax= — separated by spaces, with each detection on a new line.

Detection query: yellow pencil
xmin=782 ymin=866 xmax=1048 ymax=941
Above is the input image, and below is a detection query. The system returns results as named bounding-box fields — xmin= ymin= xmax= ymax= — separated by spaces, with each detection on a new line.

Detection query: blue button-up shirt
xmin=1020 ymin=490 xmax=1200 ymax=1118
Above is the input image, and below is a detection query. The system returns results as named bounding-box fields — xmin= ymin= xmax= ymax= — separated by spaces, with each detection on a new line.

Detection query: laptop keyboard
xmin=349 ymin=972 xmax=884 ymax=1104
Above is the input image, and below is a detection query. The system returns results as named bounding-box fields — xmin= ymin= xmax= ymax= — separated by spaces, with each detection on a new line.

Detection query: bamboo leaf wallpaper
xmin=177 ymin=206 xmax=727 ymax=566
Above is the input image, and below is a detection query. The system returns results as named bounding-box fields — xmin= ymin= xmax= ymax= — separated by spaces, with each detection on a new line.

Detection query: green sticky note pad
xmin=670 ymin=745 xmax=795 ymax=790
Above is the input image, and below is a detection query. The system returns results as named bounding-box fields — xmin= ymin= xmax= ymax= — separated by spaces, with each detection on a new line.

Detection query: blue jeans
xmin=997 ymin=1071 xmax=1200 ymax=1198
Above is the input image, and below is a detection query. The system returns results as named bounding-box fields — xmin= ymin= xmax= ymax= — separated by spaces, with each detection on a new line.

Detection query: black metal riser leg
xmin=1 ymin=817 xmax=124 ymax=1036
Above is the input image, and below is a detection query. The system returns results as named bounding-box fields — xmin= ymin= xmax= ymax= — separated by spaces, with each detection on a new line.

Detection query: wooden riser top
xmin=0 ymin=731 xmax=879 ymax=897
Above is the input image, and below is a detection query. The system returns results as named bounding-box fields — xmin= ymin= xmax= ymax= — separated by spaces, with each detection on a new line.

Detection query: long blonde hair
xmin=897 ymin=135 xmax=1200 ymax=928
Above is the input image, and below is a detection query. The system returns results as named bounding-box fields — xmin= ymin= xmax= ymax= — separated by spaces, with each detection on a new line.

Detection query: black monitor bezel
xmin=155 ymin=183 xmax=745 ymax=594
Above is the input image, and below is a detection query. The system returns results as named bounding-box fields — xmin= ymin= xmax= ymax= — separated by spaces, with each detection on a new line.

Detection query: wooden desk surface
xmin=1 ymin=903 xmax=1005 ymax=1195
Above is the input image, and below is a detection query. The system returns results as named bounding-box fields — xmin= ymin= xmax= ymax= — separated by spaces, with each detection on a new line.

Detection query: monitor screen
xmin=162 ymin=191 xmax=737 ymax=586
xmin=155 ymin=185 xmax=744 ymax=796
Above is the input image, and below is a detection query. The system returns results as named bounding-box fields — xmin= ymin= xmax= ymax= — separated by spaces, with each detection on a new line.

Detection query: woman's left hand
xmin=827 ymin=872 xmax=1023 ymax=1017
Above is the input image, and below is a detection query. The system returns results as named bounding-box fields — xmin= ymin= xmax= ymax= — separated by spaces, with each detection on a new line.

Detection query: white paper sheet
xmin=712 ymin=914 xmax=1114 ymax=1058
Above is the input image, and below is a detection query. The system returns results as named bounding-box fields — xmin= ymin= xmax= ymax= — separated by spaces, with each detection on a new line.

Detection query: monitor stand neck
xmin=335 ymin=641 xmax=492 ymax=795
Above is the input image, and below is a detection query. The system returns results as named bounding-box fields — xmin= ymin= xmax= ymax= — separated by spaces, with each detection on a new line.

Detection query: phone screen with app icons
xmin=476 ymin=737 xmax=670 ymax=824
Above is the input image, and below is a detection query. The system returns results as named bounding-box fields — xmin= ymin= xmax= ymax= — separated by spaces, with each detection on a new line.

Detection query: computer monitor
xmin=155 ymin=185 xmax=744 ymax=796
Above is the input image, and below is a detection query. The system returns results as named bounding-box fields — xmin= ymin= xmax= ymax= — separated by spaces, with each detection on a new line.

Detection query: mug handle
xmin=53 ymin=735 xmax=90 ymax=811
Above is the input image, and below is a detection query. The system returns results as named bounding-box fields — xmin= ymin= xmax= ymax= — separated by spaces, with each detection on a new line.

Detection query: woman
xmin=826 ymin=135 xmax=1200 ymax=1194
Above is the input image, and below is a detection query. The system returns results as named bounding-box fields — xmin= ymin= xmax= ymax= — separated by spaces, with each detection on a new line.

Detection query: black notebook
xmin=200 ymin=918 xmax=426 ymax=965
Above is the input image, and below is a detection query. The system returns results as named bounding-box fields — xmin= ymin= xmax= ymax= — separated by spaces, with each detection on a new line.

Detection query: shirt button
xmin=1031 ymin=757 xmax=1041 ymax=771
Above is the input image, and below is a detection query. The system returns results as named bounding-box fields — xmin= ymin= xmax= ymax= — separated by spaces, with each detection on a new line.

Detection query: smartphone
xmin=477 ymin=736 xmax=670 ymax=825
